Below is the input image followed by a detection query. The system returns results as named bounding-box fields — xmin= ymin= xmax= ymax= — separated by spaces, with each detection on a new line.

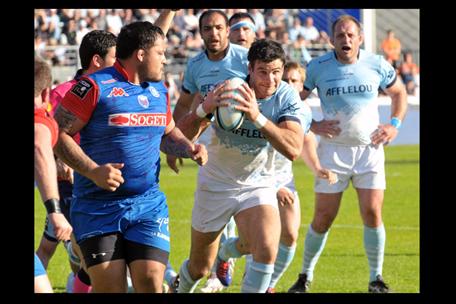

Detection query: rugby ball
xmin=214 ymin=77 xmax=246 ymax=131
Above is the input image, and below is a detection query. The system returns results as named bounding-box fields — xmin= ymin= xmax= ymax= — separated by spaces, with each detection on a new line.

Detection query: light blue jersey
xmin=274 ymin=102 xmax=312 ymax=191
xmin=182 ymin=43 xmax=249 ymax=96
xmin=182 ymin=43 xmax=249 ymax=145
xmin=199 ymin=81 xmax=310 ymax=191
xmin=304 ymin=49 xmax=397 ymax=146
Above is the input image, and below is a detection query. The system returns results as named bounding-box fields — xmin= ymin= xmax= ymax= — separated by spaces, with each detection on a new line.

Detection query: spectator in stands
xmin=398 ymin=51 xmax=419 ymax=96
xmin=301 ymin=16 xmax=319 ymax=43
xmin=288 ymin=34 xmax=312 ymax=66
xmin=381 ymin=29 xmax=401 ymax=69
xmin=249 ymin=9 xmax=265 ymax=39
xmin=106 ymin=9 xmax=123 ymax=35
xmin=289 ymin=17 xmax=306 ymax=41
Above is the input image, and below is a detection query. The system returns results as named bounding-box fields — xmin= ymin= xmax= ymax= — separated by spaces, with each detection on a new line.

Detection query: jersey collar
xmin=113 ymin=60 xmax=130 ymax=81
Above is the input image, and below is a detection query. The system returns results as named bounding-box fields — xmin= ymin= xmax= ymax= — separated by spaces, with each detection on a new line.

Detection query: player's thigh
xmin=235 ymin=204 xmax=281 ymax=259
xmin=312 ymin=192 xmax=344 ymax=232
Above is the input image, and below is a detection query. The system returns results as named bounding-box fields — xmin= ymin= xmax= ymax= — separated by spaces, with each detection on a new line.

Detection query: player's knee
xmin=251 ymin=243 xmax=277 ymax=264
xmin=132 ymin=271 xmax=163 ymax=292
xmin=281 ymin=228 xmax=299 ymax=246
xmin=188 ymin=260 xmax=211 ymax=280
xmin=362 ymin=209 xmax=382 ymax=227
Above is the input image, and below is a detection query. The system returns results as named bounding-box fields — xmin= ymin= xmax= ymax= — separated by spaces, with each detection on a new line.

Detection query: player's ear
xmin=92 ymin=54 xmax=102 ymax=68
xmin=136 ymin=49 xmax=147 ymax=62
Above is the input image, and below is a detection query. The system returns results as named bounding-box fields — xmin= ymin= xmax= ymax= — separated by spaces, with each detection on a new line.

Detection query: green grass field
xmin=34 ymin=144 xmax=419 ymax=293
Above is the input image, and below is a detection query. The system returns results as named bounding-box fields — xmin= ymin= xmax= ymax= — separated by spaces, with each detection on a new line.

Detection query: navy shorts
xmin=71 ymin=188 xmax=170 ymax=253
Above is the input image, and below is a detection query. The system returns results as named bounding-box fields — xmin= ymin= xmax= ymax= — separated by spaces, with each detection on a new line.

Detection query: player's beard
xmin=138 ymin=62 xmax=162 ymax=82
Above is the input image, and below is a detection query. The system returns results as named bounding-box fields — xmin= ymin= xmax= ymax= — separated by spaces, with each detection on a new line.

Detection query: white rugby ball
xmin=214 ymin=77 xmax=246 ymax=131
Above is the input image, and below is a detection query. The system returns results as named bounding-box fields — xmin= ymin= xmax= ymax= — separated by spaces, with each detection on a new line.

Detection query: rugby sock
xmin=164 ymin=261 xmax=178 ymax=287
xmin=218 ymin=237 xmax=243 ymax=261
xmin=177 ymin=259 xmax=201 ymax=293
xmin=73 ymin=268 xmax=92 ymax=293
xmin=269 ymin=243 xmax=296 ymax=288
xmin=363 ymin=224 xmax=386 ymax=282
xmin=301 ymin=225 xmax=329 ymax=282
xmin=226 ymin=217 xmax=237 ymax=238
xmin=244 ymin=254 xmax=253 ymax=275
xmin=241 ymin=261 xmax=274 ymax=293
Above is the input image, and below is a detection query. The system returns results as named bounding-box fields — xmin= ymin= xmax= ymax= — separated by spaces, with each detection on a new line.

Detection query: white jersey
xmin=198 ymin=81 xmax=311 ymax=191
xmin=304 ymin=49 xmax=397 ymax=146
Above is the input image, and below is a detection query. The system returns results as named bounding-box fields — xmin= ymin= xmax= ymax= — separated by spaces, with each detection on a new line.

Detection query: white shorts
xmin=192 ymin=186 xmax=278 ymax=233
xmin=315 ymin=142 xmax=386 ymax=193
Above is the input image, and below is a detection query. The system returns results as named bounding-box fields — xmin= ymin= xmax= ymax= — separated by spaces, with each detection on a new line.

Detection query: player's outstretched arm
xmin=300 ymin=132 xmax=337 ymax=184
xmin=154 ymin=9 xmax=178 ymax=36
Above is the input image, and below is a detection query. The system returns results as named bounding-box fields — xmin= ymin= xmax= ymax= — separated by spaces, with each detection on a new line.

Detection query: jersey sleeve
xmin=61 ymin=77 xmax=99 ymax=122
xmin=34 ymin=109 xmax=59 ymax=147
xmin=182 ymin=61 xmax=198 ymax=94
xmin=49 ymin=87 xmax=63 ymax=117
xmin=278 ymin=86 xmax=312 ymax=133
xmin=303 ymin=59 xmax=316 ymax=92
xmin=379 ymin=56 xmax=397 ymax=90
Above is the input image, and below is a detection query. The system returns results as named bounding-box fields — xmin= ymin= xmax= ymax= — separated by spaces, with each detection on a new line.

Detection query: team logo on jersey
xmin=107 ymin=87 xmax=129 ymax=97
xmin=70 ymin=80 xmax=93 ymax=99
xmin=108 ymin=113 xmax=167 ymax=127
xmin=101 ymin=78 xmax=117 ymax=84
xmin=137 ymin=95 xmax=149 ymax=108
xmin=149 ymin=86 xmax=160 ymax=97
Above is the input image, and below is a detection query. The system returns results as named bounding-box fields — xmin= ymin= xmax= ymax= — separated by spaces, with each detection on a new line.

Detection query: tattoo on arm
xmin=54 ymin=105 xmax=78 ymax=135
xmin=160 ymin=127 xmax=192 ymax=158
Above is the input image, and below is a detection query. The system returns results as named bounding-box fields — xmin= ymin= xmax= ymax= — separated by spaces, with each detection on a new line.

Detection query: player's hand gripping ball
xmin=214 ymin=77 xmax=246 ymax=131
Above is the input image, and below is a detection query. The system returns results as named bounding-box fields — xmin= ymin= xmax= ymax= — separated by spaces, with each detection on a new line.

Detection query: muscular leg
xmin=267 ymin=195 xmax=301 ymax=289
xmin=87 ymin=260 xmax=128 ymax=293
xmin=129 ymin=259 xmax=166 ymax=292
xmin=301 ymin=192 xmax=343 ymax=281
xmin=235 ymin=205 xmax=281 ymax=293
xmin=357 ymin=188 xmax=386 ymax=282
xmin=178 ymin=227 xmax=223 ymax=292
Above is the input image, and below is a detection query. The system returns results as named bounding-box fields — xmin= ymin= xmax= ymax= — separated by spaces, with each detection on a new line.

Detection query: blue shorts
xmin=34 ymin=253 xmax=46 ymax=277
xmin=71 ymin=188 xmax=170 ymax=253
xmin=43 ymin=181 xmax=73 ymax=242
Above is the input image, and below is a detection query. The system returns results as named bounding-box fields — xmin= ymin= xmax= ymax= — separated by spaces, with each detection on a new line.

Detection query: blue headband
xmin=230 ymin=21 xmax=256 ymax=32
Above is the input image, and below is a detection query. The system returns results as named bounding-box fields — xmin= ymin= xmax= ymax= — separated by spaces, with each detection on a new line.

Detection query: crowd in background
xmin=34 ymin=9 xmax=419 ymax=98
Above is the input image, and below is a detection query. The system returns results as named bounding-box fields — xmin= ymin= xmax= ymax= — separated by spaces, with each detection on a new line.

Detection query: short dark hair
xmin=248 ymin=39 xmax=286 ymax=68
xmin=199 ymin=10 xmax=228 ymax=32
xmin=116 ymin=21 xmax=164 ymax=60
xmin=35 ymin=57 xmax=52 ymax=97
xmin=229 ymin=12 xmax=255 ymax=26
xmin=79 ymin=30 xmax=117 ymax=70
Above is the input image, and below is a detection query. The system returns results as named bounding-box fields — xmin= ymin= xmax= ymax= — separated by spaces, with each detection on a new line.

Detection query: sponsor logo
xmin=108 ymin=113 xmax=167 ymax=127
xmin=325 ymin=84 xmax=373 ymax=96
xmin=70 ymin=79 xmax=93 ymax=99
xmin=156 ymin=217 xmax=169 ymax=232
xmin=149 ymin=86 xmax=160 ymax=97
xmin=101 ymin=78 xmax=117 ymax=84
xmin=138 ymin=95 xmax=149 ymax=108
xmin=107 ymin=87 xmax=129 ymax=97
xmin=91 ymin=252 xmax=107 ymax=259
